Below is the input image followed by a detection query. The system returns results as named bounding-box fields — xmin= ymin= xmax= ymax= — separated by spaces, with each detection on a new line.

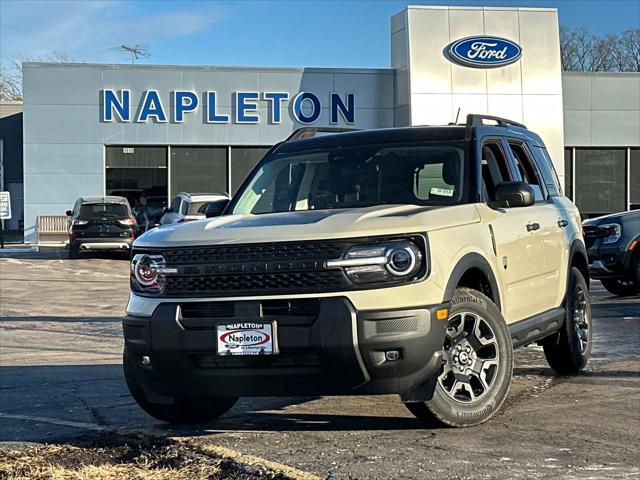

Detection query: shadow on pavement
xmin=0 ymin=363 xmax=427 ymax=444
xmin=0 ymin=248 xmax=129 ymax=261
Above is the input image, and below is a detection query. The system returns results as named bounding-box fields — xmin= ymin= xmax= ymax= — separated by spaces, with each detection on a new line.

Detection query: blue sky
xmin=1 ymin=0 xmax=639 ymax=69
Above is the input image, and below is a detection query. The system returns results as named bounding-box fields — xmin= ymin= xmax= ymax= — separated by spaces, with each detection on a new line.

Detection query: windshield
xmin=79 ymin=203 xmax=129 ymax=219
xmin=229 ymin=141 xmax=468 ymax=215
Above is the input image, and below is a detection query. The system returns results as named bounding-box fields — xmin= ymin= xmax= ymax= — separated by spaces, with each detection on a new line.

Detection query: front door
xmin=506 ymin=140 xmax=566 ymax=312
xmin=478 ymin=139 xmax=545 ymax=323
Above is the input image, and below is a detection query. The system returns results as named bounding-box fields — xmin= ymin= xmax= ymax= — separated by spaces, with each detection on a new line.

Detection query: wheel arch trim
xmin=443 ymin=252 xmax=502 ymax=311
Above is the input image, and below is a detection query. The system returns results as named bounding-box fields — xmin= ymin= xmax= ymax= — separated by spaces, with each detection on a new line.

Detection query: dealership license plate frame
xmin=216 ymin=322 xmax=278 ymax=356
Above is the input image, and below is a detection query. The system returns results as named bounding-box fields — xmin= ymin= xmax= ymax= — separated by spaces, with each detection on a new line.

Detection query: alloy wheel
xmin=573 ymin=284 xmax=590 ymax=353
xmin=438 ymin=312 xmax=500 ymax=403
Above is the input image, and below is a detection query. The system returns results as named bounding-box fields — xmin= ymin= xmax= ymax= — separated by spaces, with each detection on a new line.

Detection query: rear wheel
xmin=68 ymin=244 xmax=80 ymax=259
xmin=123 ymin=347 xmax=238 ymax=425
xmin=405 ymin=288 xmax=513 ymax=427
xmin=543 ymin=267 xmax=592 ymax=374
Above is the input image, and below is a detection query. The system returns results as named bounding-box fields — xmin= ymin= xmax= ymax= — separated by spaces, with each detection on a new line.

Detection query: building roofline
xmin=21 ymin=62 xmax=394 ymax=75
xmin=562 ymin=71 xmax=640 ymax=78
xmin=404 ymin=4 xmax=557 ymax=12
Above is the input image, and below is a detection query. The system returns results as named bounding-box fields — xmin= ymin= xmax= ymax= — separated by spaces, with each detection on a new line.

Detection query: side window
xmin=170 ymin=196 xmax=181 ymax=213
xmin=531 ymin=146 xmax=562 ymax=197
xmin=508 ymin=142 xmax=545 ymax=202
xmin=481 ymin=141 xmax=512 ymax=201
xmin=180 ymin=200 xmax=189 ymax=215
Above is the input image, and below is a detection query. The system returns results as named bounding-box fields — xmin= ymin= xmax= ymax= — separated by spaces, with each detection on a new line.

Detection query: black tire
xmin=123 ymin=347 xmax=238 ymax=425
xmin=405 ymin=288 xmax=513 ymax=427
xmin=601 ymin=278 xmax=640 ymax=297
xmin=68 ymin=244 xmax=79 ymax=259
xmin=543 ymin=267 xmax=592 ymax=374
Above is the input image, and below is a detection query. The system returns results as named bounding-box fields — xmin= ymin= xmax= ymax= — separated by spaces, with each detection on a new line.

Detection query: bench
xmin=37 ymin=215 xmax=69 ymax=245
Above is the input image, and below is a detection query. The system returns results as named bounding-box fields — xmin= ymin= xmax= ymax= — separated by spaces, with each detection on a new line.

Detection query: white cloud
xmin=0 ymin=0 xmax=227 ymax=64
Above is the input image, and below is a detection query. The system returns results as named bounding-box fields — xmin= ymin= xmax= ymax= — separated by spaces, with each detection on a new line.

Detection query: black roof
xmin=276 ymin=121 xmax=545 ymax=154
xmin=276 ymin=126 xmax=468 ymax=153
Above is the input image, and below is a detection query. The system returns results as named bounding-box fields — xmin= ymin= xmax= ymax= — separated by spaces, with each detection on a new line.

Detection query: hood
xmin=582 ymin=209 xmax=639 ymax=226
xmin=134 ymin=204 xmax=480 ymax=247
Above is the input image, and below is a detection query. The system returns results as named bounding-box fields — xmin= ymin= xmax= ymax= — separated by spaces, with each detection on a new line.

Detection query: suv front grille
xmin=142 ymin=240 xmax=354 ymax=297
xmin=134 ymin=235 xmax=426 ymax=298
xmin=165 ymin=270 xmax=348 ymax=297
xmin=179 ymin=299 xmax=321 ymax=329
xmin=161 ymin=242 xmax=346 ymax=265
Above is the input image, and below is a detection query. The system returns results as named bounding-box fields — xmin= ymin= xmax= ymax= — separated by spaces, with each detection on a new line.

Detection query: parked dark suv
xmin=583 ymin=210 xmax=640 ymax=296
xmin=66 ymin=196 xmax=137 ymax=259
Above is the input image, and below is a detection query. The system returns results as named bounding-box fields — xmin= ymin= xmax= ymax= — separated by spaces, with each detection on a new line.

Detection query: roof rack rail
xmin=286 ymin=127 xmax=359 ymax=141
xmin=466 ymin=114 xmax=527 ymax=129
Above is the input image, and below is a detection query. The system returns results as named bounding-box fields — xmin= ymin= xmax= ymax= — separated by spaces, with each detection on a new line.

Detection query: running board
xmin=509 ymin=307 xmax=565 ymax=348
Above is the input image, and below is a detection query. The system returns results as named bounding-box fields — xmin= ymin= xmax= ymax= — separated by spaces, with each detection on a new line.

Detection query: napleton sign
xmin=100 ymin=90 xmax=356 ymax=125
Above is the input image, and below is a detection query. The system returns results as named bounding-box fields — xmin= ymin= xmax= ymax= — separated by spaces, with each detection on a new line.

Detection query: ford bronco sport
xmin=123 ymin=115 xmax=592 ymax=427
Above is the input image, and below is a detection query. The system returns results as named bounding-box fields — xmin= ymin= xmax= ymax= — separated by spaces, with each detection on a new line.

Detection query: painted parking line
xmin=198 ymin=444 xmax=322 ymax=480
xmin=0 ymin=413 xmax=107 ymax=432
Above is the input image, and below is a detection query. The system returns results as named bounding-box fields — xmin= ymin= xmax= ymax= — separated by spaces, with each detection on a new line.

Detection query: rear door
xmin=476 ymin=138 xmax=544 ymax=323
xmin=506 ymin=140 xmax=565 ymax=312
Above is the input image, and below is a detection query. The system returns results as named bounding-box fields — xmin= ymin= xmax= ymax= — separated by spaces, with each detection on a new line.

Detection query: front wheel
xmin=543 ymin=267 xmax=592 ymax=374
xmin=405 ymin=288 xmax=513 ymax=427
xmin=123 ymin=347 xmax=238 ymax=424
xmin=601 ymin=278 xmax=640 ymax=297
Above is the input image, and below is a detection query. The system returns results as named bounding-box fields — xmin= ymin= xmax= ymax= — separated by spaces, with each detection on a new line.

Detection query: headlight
xmin=601 ymin=223 xmax=622 ymax=244
xmin=130 ymin=254 xmax=176 ymax=295
xmin=326 ymin=240 xmax=424 ymax=284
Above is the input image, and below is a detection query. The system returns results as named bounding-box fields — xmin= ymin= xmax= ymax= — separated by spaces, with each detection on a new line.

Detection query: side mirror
xmin=493 ymin=181 xmax=535 ymax=208
xmin=205 ymin=199 xmax=230 ymax=218
xmin=65 ymin=210 xmax=72 ymax=216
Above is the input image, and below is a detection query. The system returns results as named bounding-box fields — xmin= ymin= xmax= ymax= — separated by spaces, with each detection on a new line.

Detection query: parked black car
xmin=583 ymin=210 xmax=640 ymax=296
xmin=66 ymin=196 xmax=137 ymax=259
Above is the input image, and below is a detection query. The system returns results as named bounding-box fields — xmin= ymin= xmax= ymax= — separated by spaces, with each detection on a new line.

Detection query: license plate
xmin=216 ymin=322 xmax=276 ymax=356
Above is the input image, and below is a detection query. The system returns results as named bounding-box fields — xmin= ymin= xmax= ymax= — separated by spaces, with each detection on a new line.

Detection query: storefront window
xmin=230 ymin=147 xmax=270 ymax=194
xmin=105 ymin=147 xmax=167 ymax=210
xmin=574 ymin=148 xmax=626 ymax=217
xmin=170 ymin=147 xmax=228 ymax=198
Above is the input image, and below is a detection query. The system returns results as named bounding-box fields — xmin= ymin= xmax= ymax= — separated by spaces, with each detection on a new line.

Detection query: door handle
xmin=557 ymin=219 xmax=568 ymax=228
xmin=526 ymin=222 xmax=540 ymax=232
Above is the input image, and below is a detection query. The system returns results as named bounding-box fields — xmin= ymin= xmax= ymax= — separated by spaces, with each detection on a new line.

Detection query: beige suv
xmin=123 ymin=115 xmax=591 ymax=427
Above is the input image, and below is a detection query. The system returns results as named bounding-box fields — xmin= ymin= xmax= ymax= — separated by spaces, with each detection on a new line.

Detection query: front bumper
xmin=123 ymin=297 xmax=448 ymax=399
xmin=587 ymin=248 xmax=631 ymax=279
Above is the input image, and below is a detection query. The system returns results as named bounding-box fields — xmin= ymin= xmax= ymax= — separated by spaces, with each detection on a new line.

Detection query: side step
xmin=509 ymin=307 xmax=565 ymax=348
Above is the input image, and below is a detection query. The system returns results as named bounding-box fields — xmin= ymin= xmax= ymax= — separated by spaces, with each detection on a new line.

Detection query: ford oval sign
xmin=447 ymin=36 xmax=522 ymax=68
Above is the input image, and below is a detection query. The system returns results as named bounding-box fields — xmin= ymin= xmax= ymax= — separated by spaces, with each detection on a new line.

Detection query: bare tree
xmin=0 ymin=52 xmax=73 ymax=101
xmin=620 ymin=28 xmax=640 ymax=72
xmin=561 ymin=26 xmax=640 ymax=72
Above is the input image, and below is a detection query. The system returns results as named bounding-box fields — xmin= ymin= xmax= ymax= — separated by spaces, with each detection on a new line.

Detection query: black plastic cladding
xmin=132 ymin=234 xmax=429 ymax=297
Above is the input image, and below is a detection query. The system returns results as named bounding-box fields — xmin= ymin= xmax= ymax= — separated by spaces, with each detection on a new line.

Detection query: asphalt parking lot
xmin=1 ymin=249 xmax=639 ymax=479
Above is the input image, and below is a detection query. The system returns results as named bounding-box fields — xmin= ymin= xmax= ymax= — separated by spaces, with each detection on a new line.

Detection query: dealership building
xmin=1 ymin=5 xmax=638 ymax=243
